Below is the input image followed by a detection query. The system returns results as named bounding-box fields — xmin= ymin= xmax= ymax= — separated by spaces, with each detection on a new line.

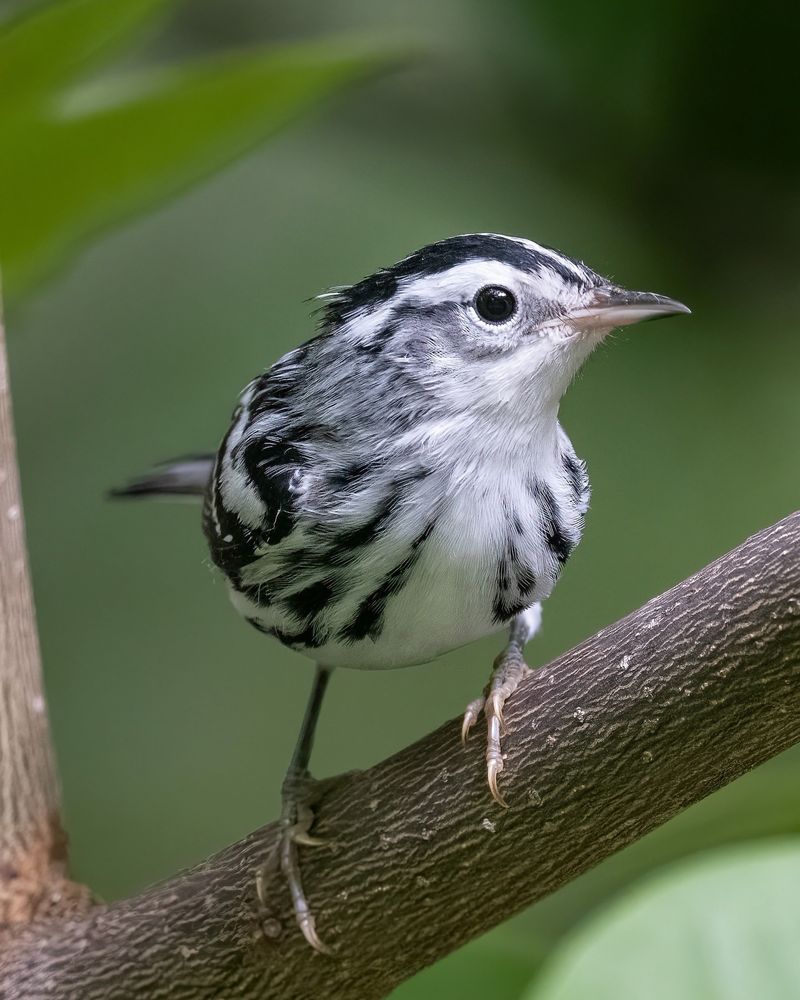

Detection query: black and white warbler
xmin=113 ymin=233 xmax=689 ymax=951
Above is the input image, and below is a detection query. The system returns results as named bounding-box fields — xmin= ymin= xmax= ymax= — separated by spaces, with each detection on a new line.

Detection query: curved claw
xmin=487 ymin=757 xmax=508 ymax=808
xmin=297 ymin=911 xmax=332 ymax=955
xmin=461 ymin=696 xmax=485 ymax=746
xmin=255 ymin=846 xmax=280 ymax=907
xmin=461 ymin=711 xmax=476 ymax=746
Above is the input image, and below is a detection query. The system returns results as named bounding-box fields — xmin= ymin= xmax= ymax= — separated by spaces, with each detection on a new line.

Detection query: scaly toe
xmin=470 ymin=632 xmax=533 ymax=809
xmin=255 ymin=849 xmax=279 ymax=908
xmin=280 ymin=829 xmax=332 ymax=955
xmin=488 ymin=692 xmax=508 ymax=734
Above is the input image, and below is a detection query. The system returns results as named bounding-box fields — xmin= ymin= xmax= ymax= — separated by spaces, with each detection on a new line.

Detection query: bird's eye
xmin=474 ymin=285 xmax=517 ymax=324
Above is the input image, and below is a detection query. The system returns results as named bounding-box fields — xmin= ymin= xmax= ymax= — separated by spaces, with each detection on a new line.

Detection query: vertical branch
xmin=0 ymin=306 xmax=90 ymax=934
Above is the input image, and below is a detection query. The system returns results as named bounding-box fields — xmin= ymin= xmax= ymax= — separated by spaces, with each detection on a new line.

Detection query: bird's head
xmin=321 ymin=234 xmax=689 ymax=429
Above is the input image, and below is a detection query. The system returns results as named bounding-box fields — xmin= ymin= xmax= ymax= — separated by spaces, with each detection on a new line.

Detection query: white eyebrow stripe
xmin=395 ymin=260 xmax=531 ymax=303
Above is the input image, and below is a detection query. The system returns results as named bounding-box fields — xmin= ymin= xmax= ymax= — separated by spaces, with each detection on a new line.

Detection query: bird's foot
xmin=461 ymin=643 xmax=533 ymax=807
xmin=256 ymin=771 xmax=333 ymax=954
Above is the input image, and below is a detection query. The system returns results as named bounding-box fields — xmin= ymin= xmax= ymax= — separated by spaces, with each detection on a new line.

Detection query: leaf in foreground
xmin=525 ymin=841 xmax=800 ymax=1000
xmin=0 ymin=0 xmax=405 ymax=299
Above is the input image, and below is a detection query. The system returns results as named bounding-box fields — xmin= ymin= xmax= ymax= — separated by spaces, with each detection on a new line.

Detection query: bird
xmin=111 ymin=233 xmax=689 ymax=952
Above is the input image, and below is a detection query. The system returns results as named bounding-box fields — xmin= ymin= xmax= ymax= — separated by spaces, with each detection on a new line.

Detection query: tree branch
xmin=2 ymin=502 xmax=798 ymax=998
xmin=0 ymin=310 xmax=91 ymax=939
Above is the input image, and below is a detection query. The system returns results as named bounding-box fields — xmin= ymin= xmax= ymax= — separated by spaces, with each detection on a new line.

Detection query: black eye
xmin=475 ymin=285 xmax=517 ymax=324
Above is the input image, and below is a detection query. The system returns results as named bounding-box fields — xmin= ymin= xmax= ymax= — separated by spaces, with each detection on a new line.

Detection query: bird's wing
xmin=202 ymin=369 xmax=310 ymax=584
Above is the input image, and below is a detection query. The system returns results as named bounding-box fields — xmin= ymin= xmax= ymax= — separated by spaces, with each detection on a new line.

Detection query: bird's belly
xmin=238 ymin=496 xmax=560 ymax=670
xmin=312 ymin=478 xmax=572 ymax=668
xmin=229 ymin=461 xmax=582 ymax=670
xmin=229 ymin=558 xmax=502 ymax=670
xmin=311 ymin=559 xmax=506 ymax=670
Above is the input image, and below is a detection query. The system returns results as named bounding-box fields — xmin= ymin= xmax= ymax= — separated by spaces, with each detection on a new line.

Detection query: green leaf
xmin=524 ymin=841 xmax=800 ymax=1000
xmin=0 ymin=37 xmax=404 ymax=298
xmin=0 ymin=0 xmax=169 ymax=112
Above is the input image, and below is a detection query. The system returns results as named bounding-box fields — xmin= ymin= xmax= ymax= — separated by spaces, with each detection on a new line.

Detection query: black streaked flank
xmin=491 ymin=570 xmax=527 ymax=624
xmin=332 ymin=493 xmax=398 ymax=551
xmin=261 ymin=550 xmax=330 ymax=595
xmin=339 ymin=521 xmax=436 ymax=643
xmin=515 ymin=564 xmax=537 ymax=598
xmin=237 ymin=580 xmax=274 ymax=609
xmin=337 ymin=586 xmax=387 ymax=644
xmin=492 ymin=529 xmax=536 ymax=623
xmin=533 ymin=480 xmax=574 ymax=565
xmin=491 ymin=551 xmax=513 ymax=623
xmin=259 ymin=496 xmax=395 ymax=588
xmin=324 ymin=468 xmax=431 ymax=558
xmin=501 ymin=506 xmax=537 ymax=604
xmin=562 ymin=451 xmax=589 ymax=507
xmin=262 ymin=465 xmax=434 ymax=603
xmin=283 ymin=579 xmax=337 ymax=620
xmin=270 ymin=622 xmax=326 ymax=649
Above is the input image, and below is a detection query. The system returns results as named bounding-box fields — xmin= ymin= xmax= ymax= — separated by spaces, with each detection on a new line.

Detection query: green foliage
xmin=524 ymin=842 xmax=800 ymax=1000
xmin=0 ymin=0 xmax=402 ymax=299
xmin=0 ymin=0 xmax=168 ymax=107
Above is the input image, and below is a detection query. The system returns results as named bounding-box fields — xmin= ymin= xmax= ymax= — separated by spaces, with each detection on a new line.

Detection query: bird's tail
xmin=108 ymin=454 xmax=214 ymax=501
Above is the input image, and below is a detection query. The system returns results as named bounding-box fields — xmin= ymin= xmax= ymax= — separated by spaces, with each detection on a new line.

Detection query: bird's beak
xmin=567 ymin=287 xmax=691 ymax=331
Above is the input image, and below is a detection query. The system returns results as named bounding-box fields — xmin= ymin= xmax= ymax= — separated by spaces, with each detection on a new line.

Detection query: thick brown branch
xmin=2 ymin=511 xmax=798 ymax=999
xmin=0 ymin=313 xmax=91 ymax=936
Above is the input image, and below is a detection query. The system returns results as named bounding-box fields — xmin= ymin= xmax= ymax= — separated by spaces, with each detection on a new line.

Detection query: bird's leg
xmin=256 ymin=664 xmax=332 ymax=954
xmin=462 ymin=607 xmax=541 ymax=807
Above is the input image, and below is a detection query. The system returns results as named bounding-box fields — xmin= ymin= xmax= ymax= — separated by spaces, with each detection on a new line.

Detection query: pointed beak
xmin=568 ymin=287 xmax=691 ymax=331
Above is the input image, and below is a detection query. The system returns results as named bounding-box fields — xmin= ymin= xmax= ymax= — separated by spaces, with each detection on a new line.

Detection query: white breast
xmin=228 ymin=404 xmax=587 ymax=671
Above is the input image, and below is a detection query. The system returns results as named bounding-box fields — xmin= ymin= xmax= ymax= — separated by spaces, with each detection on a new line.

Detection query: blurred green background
xmin=2 ymin=0 xmax=799 ymax=996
